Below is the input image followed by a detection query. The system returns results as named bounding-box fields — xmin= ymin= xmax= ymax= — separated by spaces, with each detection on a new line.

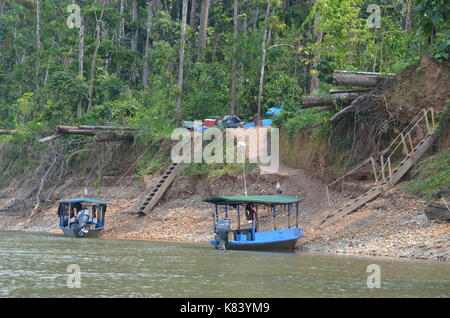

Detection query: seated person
xmin=245 ymin=203 xmax=257 ymax=221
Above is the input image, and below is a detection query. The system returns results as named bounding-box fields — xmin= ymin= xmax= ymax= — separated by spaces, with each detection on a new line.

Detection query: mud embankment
xmin=1 ymin=164 xmax=448 ymax=261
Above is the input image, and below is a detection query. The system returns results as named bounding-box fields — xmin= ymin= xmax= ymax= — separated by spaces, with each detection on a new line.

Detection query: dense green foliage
xmin=407 ymin=149 xmax=450 ymax=200
xmin=0 ymin=0 xmax=448 ymax=143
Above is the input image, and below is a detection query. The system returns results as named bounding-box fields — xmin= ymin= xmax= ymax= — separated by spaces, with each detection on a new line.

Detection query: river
xmin=0 ymin=231 xmax=449 ymax=298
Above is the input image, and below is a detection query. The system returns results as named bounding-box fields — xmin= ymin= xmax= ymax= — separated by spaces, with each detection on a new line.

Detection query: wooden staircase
xmin=136 ymin=162 xmax=182 ymax=216
xmin=320 ymin=108 xmax=438 ymax=229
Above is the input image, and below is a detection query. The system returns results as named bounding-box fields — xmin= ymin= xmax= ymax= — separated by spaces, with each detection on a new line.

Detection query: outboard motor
xmin=215 ymin=218 xmax=230 ymax=250
xmin=74 ymin=209 xmax=90 ymax=238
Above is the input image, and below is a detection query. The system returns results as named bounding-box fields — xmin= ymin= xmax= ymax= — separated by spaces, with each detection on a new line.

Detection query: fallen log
xmin=329 ymin=88 xmax=373 ymax=94
xmin=333 ymin=70 xmax=395 ymax=87
xmin=301 ymin=93 xmax=361 ymax=108
xmin=38 ymin=134 xmax=64 ymax=143
xmin=63 ymin=129 xmax=98 ymax=136
xmin=47 ymin=125 xmax=135 ymax=142
xmin=78 ymin=125 xmax=139 ymax=131
xmin=55 ymin=125 xmax=78 ymax=134
xmin=0 ymin=129 xmax=13 ymax=135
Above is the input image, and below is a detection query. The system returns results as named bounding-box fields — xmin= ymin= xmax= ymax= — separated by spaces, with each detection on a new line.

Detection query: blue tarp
xmin=266 ymin=107 xmax=282 ymax=117
xmin=243 ymin=119 xmax=273 ymax=128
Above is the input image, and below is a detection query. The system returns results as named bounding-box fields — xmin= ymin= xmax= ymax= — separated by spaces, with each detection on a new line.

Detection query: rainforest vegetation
xmin=0 ymin=0 xmax=448 ymax=140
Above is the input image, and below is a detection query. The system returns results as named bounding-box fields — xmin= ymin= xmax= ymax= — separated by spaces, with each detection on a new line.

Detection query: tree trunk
xmin=309 ymin=13 xmax=322 ymax=93
xmin=142 ymin=0 xmax=157 ymax=88
xmin=230 ymin=0 xmax=239 ymax=115
xmin=130 ymin=0 xmax=139 ymax=88
xmin=87 ymin=2 xmax=107 ymax=112
xmin=329 ymin=88 xmax=373 ymax=94
xmin=77 ymin=19 xmax=85 ymax=117
xmin=301 ymin=93 xmax=361 ymax=108
xmin=257 ymin=0 xmax=271 ymax=118
xmin=78 ymin=125 xmax=139 ymax=131
xmin=405 ymin=0 xmax=413 ymax=32
xmin=190 ymin=0 xmax=197 ymax=28
xmin=333 ymin=70 xmax=395 ymax=87
xmin=0 ymin=0 xmax=5 ymax=16
xmin=176 ymin=0 xmax=189 ymax=122
xmin=118 ymin=0 xmax=126 ymax=45
xmin=253 ymin=8 xmax=259 ymax=31
xmin=36 ymin=0 xmax=41 ymax=91
xmin=197 ymin=0 xmax=210 ymax=61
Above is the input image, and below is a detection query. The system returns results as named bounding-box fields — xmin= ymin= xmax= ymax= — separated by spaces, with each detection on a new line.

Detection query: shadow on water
xmin=0 ymin=231 xmax=449 ymax=298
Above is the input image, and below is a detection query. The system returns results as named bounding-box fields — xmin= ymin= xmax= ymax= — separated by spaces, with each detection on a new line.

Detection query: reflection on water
xmin=0 ymin=231 xmax=449 ymax=298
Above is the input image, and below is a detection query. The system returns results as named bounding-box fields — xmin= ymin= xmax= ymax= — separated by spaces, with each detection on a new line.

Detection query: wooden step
xmin=319 ymin=130 xmax=437 ymax=228
xmin=137 ymin=163 xmax=182 ymax=216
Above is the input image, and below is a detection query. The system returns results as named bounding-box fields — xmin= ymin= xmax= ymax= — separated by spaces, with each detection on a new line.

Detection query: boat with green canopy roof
xmin=57 ymin=198 xmax=107 ymax=238
xmin=203 ymin=194 xmax=304 ymax=251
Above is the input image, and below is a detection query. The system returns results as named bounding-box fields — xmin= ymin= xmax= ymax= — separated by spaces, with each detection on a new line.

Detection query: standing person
xmin=276 ymin=180 xmax=282 ymax=194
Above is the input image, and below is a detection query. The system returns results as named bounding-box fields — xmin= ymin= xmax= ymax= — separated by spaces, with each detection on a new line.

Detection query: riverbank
xmin=0 ymin=165 xmax=448 ymax=262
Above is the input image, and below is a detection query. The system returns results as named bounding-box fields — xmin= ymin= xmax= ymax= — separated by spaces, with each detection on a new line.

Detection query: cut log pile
xmin=0 ymin=129 xmax=13 ymax=135
xmin=38 ymin=125 xmax=138 ymax=143
xmin=301 ymin=70 xmax=396 ymax=113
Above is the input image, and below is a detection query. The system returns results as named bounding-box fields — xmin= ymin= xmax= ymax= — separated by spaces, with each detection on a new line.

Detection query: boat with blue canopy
xmin=57 ymin=198 xmax=107 ymax=238
xmin=203 ymin=195 xmax=304 ymax=251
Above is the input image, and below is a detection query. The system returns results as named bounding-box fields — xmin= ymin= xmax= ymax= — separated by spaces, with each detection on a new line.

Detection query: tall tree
xmin=197 ymin=0 xmax=210 ymax=60
xmin=87 ymin=1 xmax=107 ymax=112
xmin=142 ymin=0 xmax=158 ymax=88
xmin=257 ymin=0 xmax=271 ymax=119
xmin=130 ymin=0 xmax=139 ymax=88
xmin=405 ymin=0 xmax=414 ymax=32
xmin=36 ymin=0 xmax=41 ymax=91
xmin=118 ymin=0 xmax=126 ymax=45
xmin=176 ymin=0 xmax=189 ymax=122
xmin=77 ymin=17 xmax=85 ymax=117
xmin=230 ymin=0 xmax=239 ymax=115
xmin=309 ymin=12 xmax=323 ymax=93
xmin=190 ymin=0 xmax=198 ymax=28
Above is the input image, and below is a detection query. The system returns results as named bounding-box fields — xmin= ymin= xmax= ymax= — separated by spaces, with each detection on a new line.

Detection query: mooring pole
xmin=273 ymin=205 xmax=277 ymax=231
xmin=237 ymin=205 xmax=241 ymax=231
xmin=287 ymin=204 xmax=291 ymax=229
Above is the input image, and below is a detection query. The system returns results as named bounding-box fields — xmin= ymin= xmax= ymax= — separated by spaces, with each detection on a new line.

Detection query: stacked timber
xmin=0 ymin=129 xmax=12 ymax=135
xmin=300 ymin=70 xmax=396 ymax=112
xmin=332 ymin=70 xmax=395 ymax=87
xmin=38 ymin=125 xmax=137 ymax=143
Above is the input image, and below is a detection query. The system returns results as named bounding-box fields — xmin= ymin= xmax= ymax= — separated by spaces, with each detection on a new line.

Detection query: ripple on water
xmin=0 ymin=231 xmax=449 ymax=298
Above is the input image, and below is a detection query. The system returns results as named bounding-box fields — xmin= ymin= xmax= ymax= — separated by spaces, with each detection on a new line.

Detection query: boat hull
xmin=211 ymin=227 xmax=304 ymax=251
xmin=60 ymin=227 xmax=104 ymax=238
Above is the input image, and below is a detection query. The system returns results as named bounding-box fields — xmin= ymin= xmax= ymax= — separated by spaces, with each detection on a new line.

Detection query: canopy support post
xmin=273 ymin=205 xmax=277 ymax=231
xmin=251 ymin=212 xmax=255 ymax=241
xmin=296 ymin=203 xmax=299 ymax=228
xmin=237 ymin=205 xmax=241 ymax=231
xmin=287 ymin=204 xmax=291 ymax=229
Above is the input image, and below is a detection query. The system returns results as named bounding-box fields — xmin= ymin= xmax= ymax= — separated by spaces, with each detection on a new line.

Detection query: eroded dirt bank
xmin=1 ymin=164 xmax=448 ymax=261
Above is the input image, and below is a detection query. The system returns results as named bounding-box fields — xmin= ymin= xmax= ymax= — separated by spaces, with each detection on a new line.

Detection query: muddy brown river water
xmin=0 ymin=231 xmax=449 ymax=298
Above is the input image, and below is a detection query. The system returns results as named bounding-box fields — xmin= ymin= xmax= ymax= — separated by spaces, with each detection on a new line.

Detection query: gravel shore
xmin=1 ymin=170 xmax=448 ymax=262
